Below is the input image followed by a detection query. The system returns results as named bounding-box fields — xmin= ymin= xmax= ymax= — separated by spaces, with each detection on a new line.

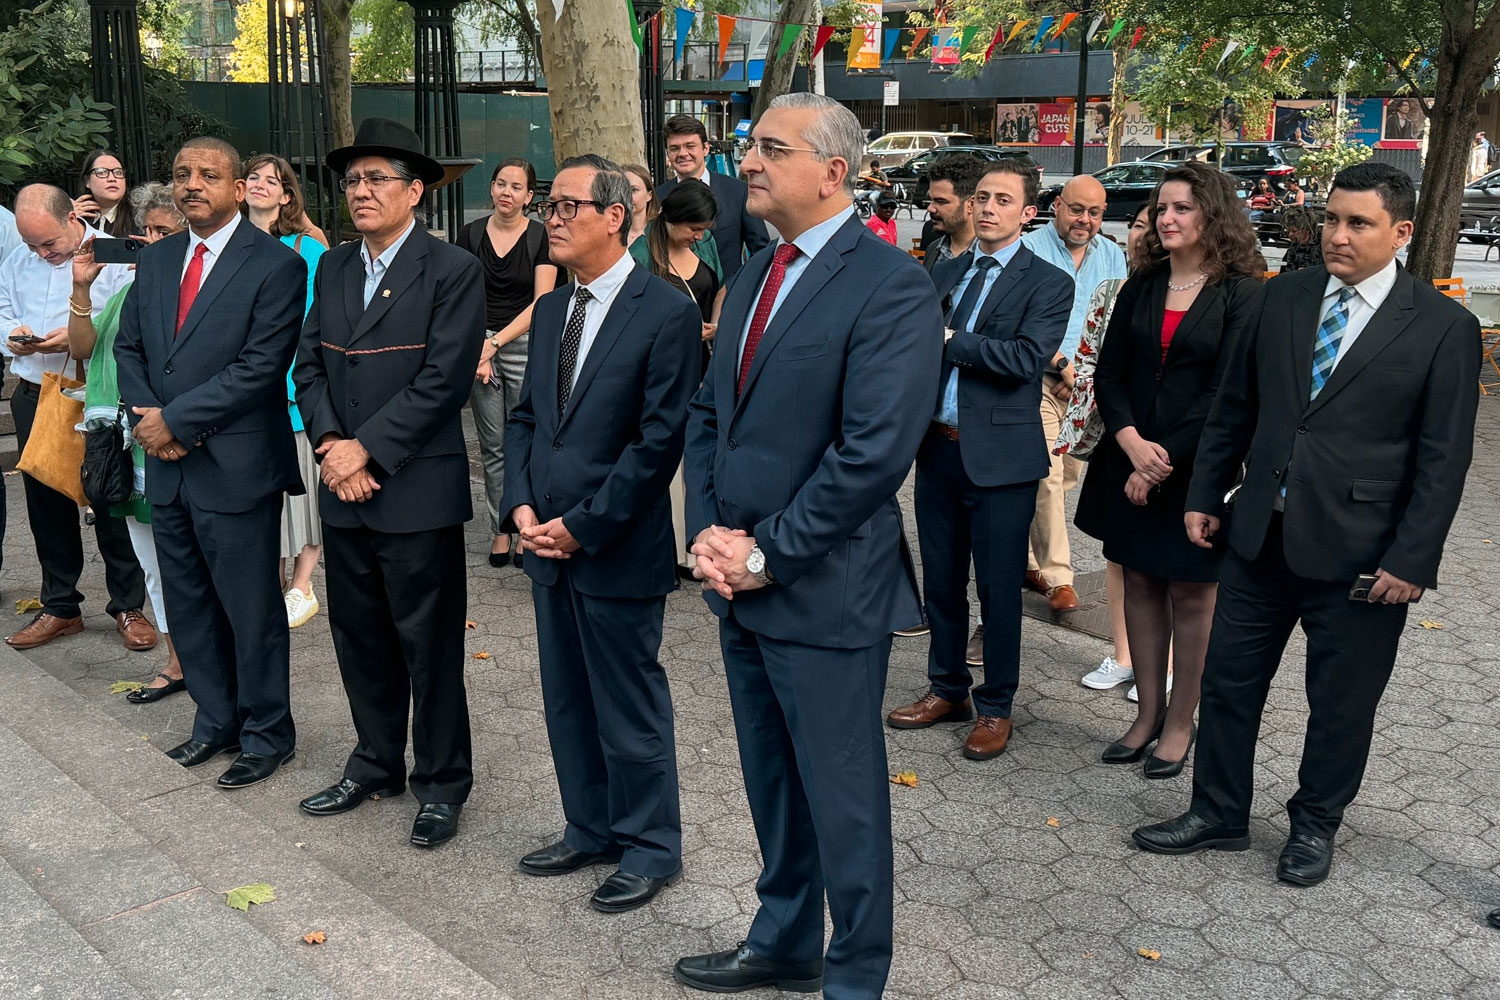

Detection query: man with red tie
xmin=116 ymin=137 xmax=307 ymax=788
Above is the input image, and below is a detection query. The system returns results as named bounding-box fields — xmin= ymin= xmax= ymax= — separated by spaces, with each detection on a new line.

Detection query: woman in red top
xmin=1075 ymin=162 xmax=1266 ymax=778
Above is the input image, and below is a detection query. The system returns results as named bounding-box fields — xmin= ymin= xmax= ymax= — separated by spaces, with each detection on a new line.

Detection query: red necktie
xmin=176 ymin=243 xmax=208 ymax=336
xmin=737 ymin=243 xmax=801 ymax=396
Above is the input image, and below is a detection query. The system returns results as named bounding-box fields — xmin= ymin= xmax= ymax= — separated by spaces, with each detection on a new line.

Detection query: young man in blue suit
xmin=677 ymin=94 xmax=944 ymax=999
xmin=115 ymin=137 xmax=307 ymax=788
xmin=886 ymin=160 xmax=1073 ymax=761
xmin=503 ymin=155 xmax=701 ymax=913
xmin=656 ymin=114 xmax=769 ymax=281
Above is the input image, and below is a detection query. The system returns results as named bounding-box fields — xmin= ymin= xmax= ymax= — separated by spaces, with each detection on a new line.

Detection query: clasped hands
xmin=131 ymin=407 xmax=194 ymax=462
xmin=509 ymin=504 xmax=579 ymax=559
xmin=691 ymin=526 xmax=764 ymax=600
xmin=1118 ymin=429 xmax=1172 ymax=507
xmin=316 ymin=433 xmax=381 ymax=503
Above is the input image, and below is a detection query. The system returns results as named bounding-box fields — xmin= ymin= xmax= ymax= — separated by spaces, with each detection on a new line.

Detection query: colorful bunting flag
xmin=1105 ymin=18 xmax=1125 ymax=45
xmin=983 ymin=24 xmax=1005 ymax=63
xmin=882 ymin=26 xmax=901 ymax=63
xmin=1052 ymin=12 xmax=1077 ymax=39
xmin=1400 ymin=51 xmax=1416 ymax=69
xmin=811 ymin=24 xmax=836 ymax=59
xmin=1129 ymin=26 xmax=1145 ymax=50
xmin=1176 ymin=35 xmax=1191 ymax=56
xmin=1260 ymin=45 xmax=1283 ymax=69
xmin=1217 ymin=40 xmax=1239 ymax=69
xmin=1086 ymin=13 xmax=1105 ymax=40
xmin=627 ymin=1 xmax=641 ymax=51
xmin=907 ymin=26 xmax=931 ymax=58
xmin=673 ymin=6 xmax=695 ymax=66
xmin=1031 ymin=17 xmax=1053 ymax=50
xmin=1278 ymin=51 xmax=1293 ymax=72
xmin=552 ymin=0 xmax=564 ymax=23
xmin=1198 ymin=37 xmax=1217 ymax=63
xmin=960 ymin=25 xmax=982 ymax=53
xmin=717 ymin=14 xmax=735 ymax=64
xmin=776 ymin=22 xmax=804 ymax=59
xmin=1007 ymin=20 xmax=1031 ymax=44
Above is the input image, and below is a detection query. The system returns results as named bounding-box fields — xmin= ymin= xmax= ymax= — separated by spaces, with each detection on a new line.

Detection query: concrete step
xmin=0 ymin=853 xmax=146 ymax=1000
xmin=0 ymin=644 xmax=513 ymax=1000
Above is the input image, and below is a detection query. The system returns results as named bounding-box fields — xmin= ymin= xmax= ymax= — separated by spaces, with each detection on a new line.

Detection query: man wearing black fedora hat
xmin=293 ymin=117 xmax=486 ymax=848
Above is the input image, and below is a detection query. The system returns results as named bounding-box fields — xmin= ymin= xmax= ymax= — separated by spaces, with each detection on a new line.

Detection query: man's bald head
xmin=15 ymin=184 xmax=75 ymax=224
xmin=1052 ymin=174 xmax=1108 ymax=248
xmin=14 ymin=184 xmax=83 ymax=264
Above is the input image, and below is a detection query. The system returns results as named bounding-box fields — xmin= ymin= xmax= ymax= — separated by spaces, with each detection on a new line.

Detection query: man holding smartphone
xmin=0 ymin=184 xmax=150 ymax=651
xmin=1132 ymin=164 xmax=1480 ymax=888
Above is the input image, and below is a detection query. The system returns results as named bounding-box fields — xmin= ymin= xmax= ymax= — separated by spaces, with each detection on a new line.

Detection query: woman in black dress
xmin=1075 ymin=161 xmax=1266 ymax=777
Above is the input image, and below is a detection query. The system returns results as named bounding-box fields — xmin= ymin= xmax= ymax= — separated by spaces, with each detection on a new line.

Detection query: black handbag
xmin=80 ymin=405 xmax=134 ymax=508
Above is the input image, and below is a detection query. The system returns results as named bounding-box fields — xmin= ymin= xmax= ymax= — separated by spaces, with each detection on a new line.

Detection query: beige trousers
xmin=1027 ymin=373 xmax=1083 ymax=588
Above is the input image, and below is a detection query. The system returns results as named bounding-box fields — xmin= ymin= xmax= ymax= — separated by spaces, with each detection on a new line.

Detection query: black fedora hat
xmin=326 ymin=117 xmax=445 ymax=186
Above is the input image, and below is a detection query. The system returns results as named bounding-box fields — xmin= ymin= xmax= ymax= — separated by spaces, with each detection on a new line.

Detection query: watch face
xmin=746 ymin=548 xmax=765 ymax=574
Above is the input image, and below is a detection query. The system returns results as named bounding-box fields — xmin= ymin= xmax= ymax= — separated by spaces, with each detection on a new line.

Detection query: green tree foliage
xmin=351 ymin=0 xmax=413 ymax=82
xmin=1297 ymin=104 xmax=1373 ymax=190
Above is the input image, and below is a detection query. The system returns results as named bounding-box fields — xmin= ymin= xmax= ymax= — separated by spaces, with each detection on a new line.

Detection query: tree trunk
xmin=750 ymin=0 xmax=815 ymax=123
xmin=1406 ymin=39 xmax=1489 ymax=280
xmin=536 ymin=0 xmax=643 ymax=166
xmin=1108 ymin=50 xmax=1129 ymax=167
xmin=324 ymin=0 xmax=355 ymax=147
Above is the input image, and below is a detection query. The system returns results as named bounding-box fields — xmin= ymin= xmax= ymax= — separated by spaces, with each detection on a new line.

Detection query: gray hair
xmin=352 ymin=154 xmax=427 ymax=225
xmin=766 ymin=93 xmax=866 ymax=194
xmin=559 ymin=154 xmax=634 ymax=245
xmin=129 ymin=182 xmax=185 ymax=230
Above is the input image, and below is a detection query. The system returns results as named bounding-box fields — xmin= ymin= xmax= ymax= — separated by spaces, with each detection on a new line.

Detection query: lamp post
xmin=408 ymin=0 xmax=466 ymax=240
xmin=634 ymin=0 xmax=666 ymax=183
xmin=88 ymin=0 xmax=151 ymax=183
xmin=266 ymin=0 xmax=337 ymax=239
xmin=1072 ymin=0 xmax=1090 ymax=177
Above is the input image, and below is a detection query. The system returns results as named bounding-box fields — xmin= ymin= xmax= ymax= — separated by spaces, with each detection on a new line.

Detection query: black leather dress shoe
xmin=1101 ymin=717 xmax=1165 ymax=764
xmin=126 ymin=673 xmax=186 ymax=704
xmin=1132 ymin=812 xmax=1251 ymax=855
xmin=518 ymin=840 xmax=623 ymax=876
xmin=590 ymin=868 xmax=680 ymax=913
xmin=1143 ymin=725 xmax=1197 ymax=779
xmin=674 ymin=942 xmax=823 ymax=994
xmin=410 ymin=803 xmax=461 ymax=847
xmin=1487 ymin=908 xmax=1500 ymax=930
xmin=165 ymin=739 xmax=241 ymax=768
xmin=217 ymin=750 xmax=295 ymax=788
xmin=299 ymin=778 xmax=404 ymax=816
xmin=1277 ymin=832 xmax=1334 ymax=886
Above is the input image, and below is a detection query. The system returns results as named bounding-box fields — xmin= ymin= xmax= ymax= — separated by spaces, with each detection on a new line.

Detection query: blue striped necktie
xmin=1310 ymin=286 xmax=1356 ymax=400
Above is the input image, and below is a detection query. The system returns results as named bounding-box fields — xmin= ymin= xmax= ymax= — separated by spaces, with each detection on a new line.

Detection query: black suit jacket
xmin=115 ymin=219 xmax=306 ymax=513
xmin=501 ymin=261 xmax=701 ymax=599
xmin=293 ymin=229 xmax=486 ymax=533
xmin=930 ymin=243 xmax=1073 ymax=486
xmin=1187 ymin=264 xmax=1480 ymax=588
xmin=656 ymin=172 xmax=770 ymax=282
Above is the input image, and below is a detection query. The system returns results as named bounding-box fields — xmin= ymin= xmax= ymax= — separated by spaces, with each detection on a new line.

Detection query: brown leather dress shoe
xmin=116 ymin=610 xmax=158 ymax=651
xmin=962 ymin=716 xmax=1013 ymax=760
xmin=5 ymin=612 xmax=84 ymax=650
xmin=1047 ymin=585 xmax=1080 ymax=612
xmin=1023 ymin=570 xmax=1049 ymax=595
xmin=886 ymin=692 xmax=974 ymax=730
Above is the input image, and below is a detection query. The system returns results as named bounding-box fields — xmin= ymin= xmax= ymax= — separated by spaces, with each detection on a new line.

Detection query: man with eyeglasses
xmin=502 ymin=154 xmax=700 ymax=914
xmin=678 ymin=93 xmax=943 ymax=999
xmin=292 ymin=118 xmax=485 ymax=849
xmin=656 ymin=114 xmax=769 ymax=281
xmin=1 ymin=184 xmax=150 ymax=653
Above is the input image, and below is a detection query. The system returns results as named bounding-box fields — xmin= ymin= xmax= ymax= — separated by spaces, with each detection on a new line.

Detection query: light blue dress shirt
xmin=937 ymin=239 xmax=1022 ymax=427
xmin=736 ymin=206 xmax=857 ymax=368
xmin=0 ymin=204 xmax=21 ymax=263
xmin=1021 ymin=224 xmax=1126 ymax=363
xmin=360 ymin=218 xmax=417 ymax=308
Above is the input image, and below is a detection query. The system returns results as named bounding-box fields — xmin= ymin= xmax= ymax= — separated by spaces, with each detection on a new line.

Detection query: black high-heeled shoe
xmin=1144 ymin=724 xmax=1197 ymax=779
xmin=489 ymin=534 xmax=515 ymax=568
xmin=1101 ymin=716 xmax=1165 ymax=764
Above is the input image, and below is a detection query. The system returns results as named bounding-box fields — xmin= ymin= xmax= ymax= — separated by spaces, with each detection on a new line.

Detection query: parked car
xmin=1460 ymin=167 xmax=1500 ymax=240
xmin=1143 ymin=141 xmax=1304 ymax=193
xmin=864 ymin=131 xmax=976 ymax=170
xmin=883 ymin=145 xmax=1043 ymax=205
xmin=1036 ymin=161 xmax=1170 ymax=220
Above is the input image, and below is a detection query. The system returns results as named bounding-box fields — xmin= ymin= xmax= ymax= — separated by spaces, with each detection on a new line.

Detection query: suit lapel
xmin=341 ymin=248 xmax=365 ymax=336
xmin=156 ymin=231 xmax=190 ymax=354
xmin=533 ymin=290 xmax=563 ymax=430
xmin=968 ymin=243 xmax=1031 ymax=333
xmin=1305 ymin=266 xmax=1417 ymax=416
xmin=1289 ymin=269 xmax=1326 ymax=403
xmin=559 ymin=264 xmax=645 ymax=429
xmin=350 ymin=231 xmax=428 ymax=345
xmin=716 ymin=246 xmax=772 ymax=415
xmin=168 ymin=222 xmax=253 ymax=358
xmin=932 ymin=249 xmax=972 ymax=312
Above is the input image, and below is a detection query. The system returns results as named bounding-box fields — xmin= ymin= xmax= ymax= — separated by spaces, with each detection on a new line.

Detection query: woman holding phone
xmin=74 ymin=150 xmax=130 ymax=237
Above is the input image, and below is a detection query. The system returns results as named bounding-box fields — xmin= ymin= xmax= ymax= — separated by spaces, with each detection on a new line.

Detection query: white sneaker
xmin=1126 ymin=671 xmax=1173 ymax=703
xmin=1081 ymin=656 xmax=1134 ymax=690
xmin=285 ymin=587 xmax=320 ymax=628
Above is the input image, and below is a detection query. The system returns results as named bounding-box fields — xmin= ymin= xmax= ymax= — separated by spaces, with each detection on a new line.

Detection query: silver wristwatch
xmin=746 ymin=544 xmax=774 ymax=586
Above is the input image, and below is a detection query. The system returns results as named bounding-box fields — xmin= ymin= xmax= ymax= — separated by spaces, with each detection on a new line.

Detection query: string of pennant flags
xmin=615 ymin=1 xmax=1432 ymax=79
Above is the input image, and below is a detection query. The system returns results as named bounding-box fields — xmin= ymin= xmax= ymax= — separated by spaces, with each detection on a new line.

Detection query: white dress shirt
xmin=0 ymin=205 xmax=20 ymax=262
xmin=1321 ymin=258 xmax=1398 ymax=369
xmin=359 ymin=218 xmax=418 ymax=308
xmin=182 ymin=211 xmax=244 ymax=285
xmin=736 ymin=206 xmax=856 ymax=367
xmin=0 ymin=222 xmax=131 ymax=385
xmin=564 ymin=249 xmax=636 ymax=390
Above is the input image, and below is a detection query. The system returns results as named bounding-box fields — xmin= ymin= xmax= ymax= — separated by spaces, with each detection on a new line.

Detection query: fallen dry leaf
xmin=302 ymin=931 xmax=327 ymax=945
xmin=1136 ymin=948 xmax=1162 ymax=962
xmin=889 ymin=771 xmax=918 ymax=788
xmin=1482 ymin=539 xmax=1493 ymax=544
xmin=465 ymin=620 xmax=478 ymax=630
xmin=14 ymin=597 xmax=41 ymax=614
xmin=1418 ymin=620 xmax=1445 ymax=630
xmin=224 ymin=883 xmax=276 ymax=912
xmin=109 ymin=680 xmax=145 ymax=695
xmin=1046 ymin=817 xmax=1060 ymax=828
xmin=472 ymin=651 xmax=491 ymax=660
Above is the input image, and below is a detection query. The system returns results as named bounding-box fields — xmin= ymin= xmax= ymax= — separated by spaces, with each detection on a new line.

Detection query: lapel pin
xmin=381 ymin=289 xmax=391 ymax=298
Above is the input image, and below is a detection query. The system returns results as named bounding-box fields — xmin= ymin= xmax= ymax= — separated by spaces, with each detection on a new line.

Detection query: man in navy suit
xmin=675 ymin=94 xmax=943 ymax=999
xmin=886 ymin=160 xmax=1073 ymax=761
xmin=115 ymin=137 xmax=306 ymax=788
xmin=503 ymin=155 xmax=701 ymax=913
xmin=656 ymin=114 xmax=769 ymax=281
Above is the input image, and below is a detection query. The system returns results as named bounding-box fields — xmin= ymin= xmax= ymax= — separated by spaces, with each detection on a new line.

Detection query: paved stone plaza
xmin=1 ymin=396 xmax=1497 ymax=1000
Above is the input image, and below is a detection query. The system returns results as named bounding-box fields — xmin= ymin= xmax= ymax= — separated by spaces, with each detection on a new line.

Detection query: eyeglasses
xmin=90 ymin=167 xmax=126 ymax=179
xmin=538 ymin=199 xmax=606 ymax=221
xmin=744 ymin=139 xmax=825 ymax=162
xmin=338 ymin=173 xmax=407 ymax=191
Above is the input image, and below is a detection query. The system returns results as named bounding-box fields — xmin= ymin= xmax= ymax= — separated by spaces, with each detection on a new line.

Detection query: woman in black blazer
xmin=1075 ymin=161 xmax=1266 ymax=777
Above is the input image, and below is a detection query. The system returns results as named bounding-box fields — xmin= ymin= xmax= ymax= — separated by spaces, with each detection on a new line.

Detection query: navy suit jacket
xmin=501 ymin=261 xmax=702 ymax=599
xmin=930 ymin=243 xmax=1073 ymax=487
xmin=656 ymin=172 xmax=770 ymax=281
xmin=294 ymin=230 xmax=486 ymax=533
xmin=684 ymin=212 xmax=944 ymax=649
xmin=115 ymin=220 xmax=306 ymax=513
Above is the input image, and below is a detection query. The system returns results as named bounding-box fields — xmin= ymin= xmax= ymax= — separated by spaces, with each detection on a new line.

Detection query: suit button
xmin=1297 ymin=425 xmax=1308 ymax=434
xmin=1272 ymin=469 xmax=1281 ymax=479
xmin=347 ymin=357 xmax=357 ymax=368
xmin=544 ymin=493 xmax=551 ymax=502
xmin=164 ymin=364 xmax=174 ymax=375
xmin=727 ymin=438 xmax=738 ymax=449
xmin=349 ymin=398 xmax=359 ymax=408
xmin=552 ymin=442 xmax=562 ymax=450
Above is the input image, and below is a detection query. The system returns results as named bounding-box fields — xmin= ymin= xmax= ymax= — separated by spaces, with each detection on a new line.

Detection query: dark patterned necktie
xmin=557 ymin=286 xmax=593 ymax=418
